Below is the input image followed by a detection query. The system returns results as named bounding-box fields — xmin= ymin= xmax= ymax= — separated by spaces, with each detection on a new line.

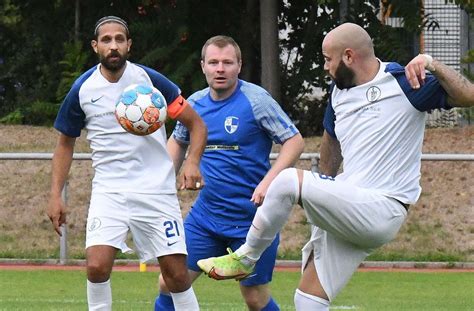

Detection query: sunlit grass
xmin=0 ymin=269 xmax=472 ymax=310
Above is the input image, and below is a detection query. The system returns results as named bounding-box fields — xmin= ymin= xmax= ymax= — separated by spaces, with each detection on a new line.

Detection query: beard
xmin=332 ymin=60 xmax=356 ymax=89
xmin=99 ymin=51 xmax=127 ymax=72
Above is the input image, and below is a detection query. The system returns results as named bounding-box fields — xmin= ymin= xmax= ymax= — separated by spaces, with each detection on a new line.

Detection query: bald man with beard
xmin=197 ymin=23 xmax=474 ymax=310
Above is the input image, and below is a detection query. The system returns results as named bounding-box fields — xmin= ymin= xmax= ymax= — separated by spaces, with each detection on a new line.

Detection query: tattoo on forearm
xmin=435 ymin=62 xmax=474 ymax=106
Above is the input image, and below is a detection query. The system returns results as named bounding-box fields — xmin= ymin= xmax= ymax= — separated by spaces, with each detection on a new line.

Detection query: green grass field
xmin=0 ymin=269 xmax=472 ymax=310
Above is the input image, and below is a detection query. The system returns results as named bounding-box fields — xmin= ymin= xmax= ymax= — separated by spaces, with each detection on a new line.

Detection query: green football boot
xmin=197 ymin=248 xmax=255 ymax=281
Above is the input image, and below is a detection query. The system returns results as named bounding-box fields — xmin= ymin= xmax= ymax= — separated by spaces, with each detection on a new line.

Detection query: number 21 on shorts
xmin=163 ymin=220 xmax=181 ymax=238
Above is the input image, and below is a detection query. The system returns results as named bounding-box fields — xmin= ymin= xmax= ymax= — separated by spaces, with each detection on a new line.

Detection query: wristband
xmin=420 ymin=54 xmax=435 ymax=72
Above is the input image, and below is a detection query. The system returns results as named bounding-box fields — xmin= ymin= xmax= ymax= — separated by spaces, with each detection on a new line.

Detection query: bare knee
xmin=162 ymin=269 xmax=190 ymax=292
xmin=159 ymin=254 xmax=191 ymax=292
xmin=86 ymin=246 xmax=116 ymax=282
xmin=87 ymin=261 xmax=112 ymax=282
xmin=240 ymin=284 xmax=270 ymax=311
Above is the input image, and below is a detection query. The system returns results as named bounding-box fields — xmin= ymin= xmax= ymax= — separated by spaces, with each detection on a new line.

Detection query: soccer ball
xmin=115 ymin=84 xmax=167 ymax=136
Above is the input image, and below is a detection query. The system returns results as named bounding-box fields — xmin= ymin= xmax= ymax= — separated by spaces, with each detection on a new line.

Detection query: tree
xmin=1 ymin=0 xmax=468 ymax=130
xmin=260 ymin=0 xmax=281 ymax=102
xmin=0 ymin=1 xmax=74 ymax=120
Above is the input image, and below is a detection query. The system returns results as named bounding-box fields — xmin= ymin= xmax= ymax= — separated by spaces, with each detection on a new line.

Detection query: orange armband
xmin=167 ymin=95 xmax=188 ymax=119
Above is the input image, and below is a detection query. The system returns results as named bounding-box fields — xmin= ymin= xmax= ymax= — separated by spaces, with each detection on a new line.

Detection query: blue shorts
xmin=184 ymin=210 xmax=279 ymax=287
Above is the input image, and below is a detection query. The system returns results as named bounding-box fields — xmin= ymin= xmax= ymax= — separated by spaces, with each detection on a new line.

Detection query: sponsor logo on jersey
xmin=366 ymin=86 xmax=381 ymax=102
xmin=224 ymin=116 xmax=239 ymax=134
xmin=92 ymin=111 xmax=115 ymax=118
xmin=205 ymin=145 xmax=239 ymax=151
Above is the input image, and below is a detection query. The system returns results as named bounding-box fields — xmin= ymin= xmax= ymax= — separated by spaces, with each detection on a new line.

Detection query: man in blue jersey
xmin=154 ymin=35 xmax=304 ymax=311
xmin=47 ymin=16 xmax=206 ymax=311
xmin=197 ymin=23 xmax=474 ymax=310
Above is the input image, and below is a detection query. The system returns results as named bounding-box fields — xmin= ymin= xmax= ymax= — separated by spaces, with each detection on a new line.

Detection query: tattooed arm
xmin=405 ymin=54 xmax=474 ymax=108
xmin=431 ymin=59 xmax=474 ymax=107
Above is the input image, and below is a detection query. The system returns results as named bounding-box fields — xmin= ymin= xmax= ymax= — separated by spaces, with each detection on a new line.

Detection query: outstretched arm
xmin=48 ymin=133 xmax=76 ymax=236
xmin=405 ymin=54 xmax=474 ymax=107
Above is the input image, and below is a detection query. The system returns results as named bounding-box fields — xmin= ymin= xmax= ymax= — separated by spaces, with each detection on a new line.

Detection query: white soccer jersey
xmin=55 ymin=61 xmax=182 ymax=194
xmin=323 ymin=61 xmax=450 ymax=204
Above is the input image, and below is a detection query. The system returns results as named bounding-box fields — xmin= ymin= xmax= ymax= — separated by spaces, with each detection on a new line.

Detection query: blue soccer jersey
xmin=173 ymin=80 xmax=299 ymax=225
xmin=323 ymin=61 xmax=450 ymax=204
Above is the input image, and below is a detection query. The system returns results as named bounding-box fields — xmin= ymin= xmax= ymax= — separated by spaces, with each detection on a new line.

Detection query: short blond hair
xmin=201 ymin=35 xmax=242 ymax=62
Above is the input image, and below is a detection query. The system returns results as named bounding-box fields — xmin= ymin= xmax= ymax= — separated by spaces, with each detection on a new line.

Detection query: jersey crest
xmin=366 ymin=86 xmax=381 ymax=102
xmin=224 ymin=116 xmax=239 ymax=134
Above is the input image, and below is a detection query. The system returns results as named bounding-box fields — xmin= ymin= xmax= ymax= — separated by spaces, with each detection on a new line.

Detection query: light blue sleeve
xmin=241 ymin=81 xmax=299 ymax=144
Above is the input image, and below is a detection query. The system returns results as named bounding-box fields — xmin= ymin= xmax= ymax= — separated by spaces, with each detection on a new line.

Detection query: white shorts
xmin=300 ymin=171 xmax=407 ymax=301
xmin=86 ymin=192 xmax=187 ymax=263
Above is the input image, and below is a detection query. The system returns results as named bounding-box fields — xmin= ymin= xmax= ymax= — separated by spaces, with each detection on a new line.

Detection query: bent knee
xmin=162 ymin=269 xmax=191 ymax=292
xmin=274 ymin=168 xmax=301 ymax=197
xmin=87 ymin=263 xmax=111 ymax=282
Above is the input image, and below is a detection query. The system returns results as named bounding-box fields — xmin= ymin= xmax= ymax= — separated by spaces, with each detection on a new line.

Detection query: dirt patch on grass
xmin=0 ymin=125 xmax=472 ymax=261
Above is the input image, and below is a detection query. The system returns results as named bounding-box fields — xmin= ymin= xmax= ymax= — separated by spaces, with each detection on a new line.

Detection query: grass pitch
xmin=0 ymin=269 xmax=472 ymax=310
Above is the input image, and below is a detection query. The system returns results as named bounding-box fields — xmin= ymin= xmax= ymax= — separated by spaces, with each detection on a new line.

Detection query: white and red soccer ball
xmin=115 ymin=84 xmax=167 ymax=136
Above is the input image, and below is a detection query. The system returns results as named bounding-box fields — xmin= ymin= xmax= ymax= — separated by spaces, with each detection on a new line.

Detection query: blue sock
xmin=261 ymin=296 xmax=280 ymax=311
xmin=154 ymin=293 xmax=175 ymax=311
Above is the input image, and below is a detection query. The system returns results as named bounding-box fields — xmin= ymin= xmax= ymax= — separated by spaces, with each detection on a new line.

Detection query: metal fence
xmin=1 ymin=152 xmax=473 ymax=264
xmin=423 ymin=0 xmax=472 ymax=126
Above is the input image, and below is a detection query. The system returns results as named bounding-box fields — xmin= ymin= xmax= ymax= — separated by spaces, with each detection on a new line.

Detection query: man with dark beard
xmin=197 ymin=23 xmax=474 ymax=310
xmin=48 ymin=16 xmax=205 ymax=310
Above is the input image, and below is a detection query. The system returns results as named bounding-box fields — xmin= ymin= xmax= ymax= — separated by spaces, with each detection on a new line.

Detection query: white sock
xmin=87 ymin=279 xmax=112 ymax=311
xmin=170 ymin=286 xmax=199 ymax=311
xmin=294 ymin=288 xmax=329 ymax=311
xmin=236 ymin=168 xmax=299 ymax=261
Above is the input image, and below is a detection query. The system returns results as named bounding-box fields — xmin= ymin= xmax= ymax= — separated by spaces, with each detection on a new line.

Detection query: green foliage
xmin=461 ymin=49 xmax=474 ymax=81
xmin=0 ymin=1 xmax=74 ymax=117
xmin=278 ymin=0 xmax=434 ymax=136
xmin=0 ymin=109 xmax=23 ymax=124
xmin=22 ymin=101 xmax=59 ymax=126
xmin=0 ymin=0 xmax=21 ymax=26
xmin=0 ymin=1 xmax=469 ymax=132
xmin=0 ymin=101 xmax=58 ymax=126
xmin=279 ymin=0 xmax=339 ymax=136
xmin=446 ymin=0 xmax=474 ymax=13
xmin=129 ymin=0 xmax=255 ymax=97
xmin=458 ymin=107 xmax=474 ymax=125
xmin=56 ymin=41 xmax=89 ymax=102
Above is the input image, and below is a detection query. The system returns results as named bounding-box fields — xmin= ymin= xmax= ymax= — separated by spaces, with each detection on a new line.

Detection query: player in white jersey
xmin=47 ymin=16 xmax=206 ymax=311
xmin=197 ymin=23 xmax=474 ymax=310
